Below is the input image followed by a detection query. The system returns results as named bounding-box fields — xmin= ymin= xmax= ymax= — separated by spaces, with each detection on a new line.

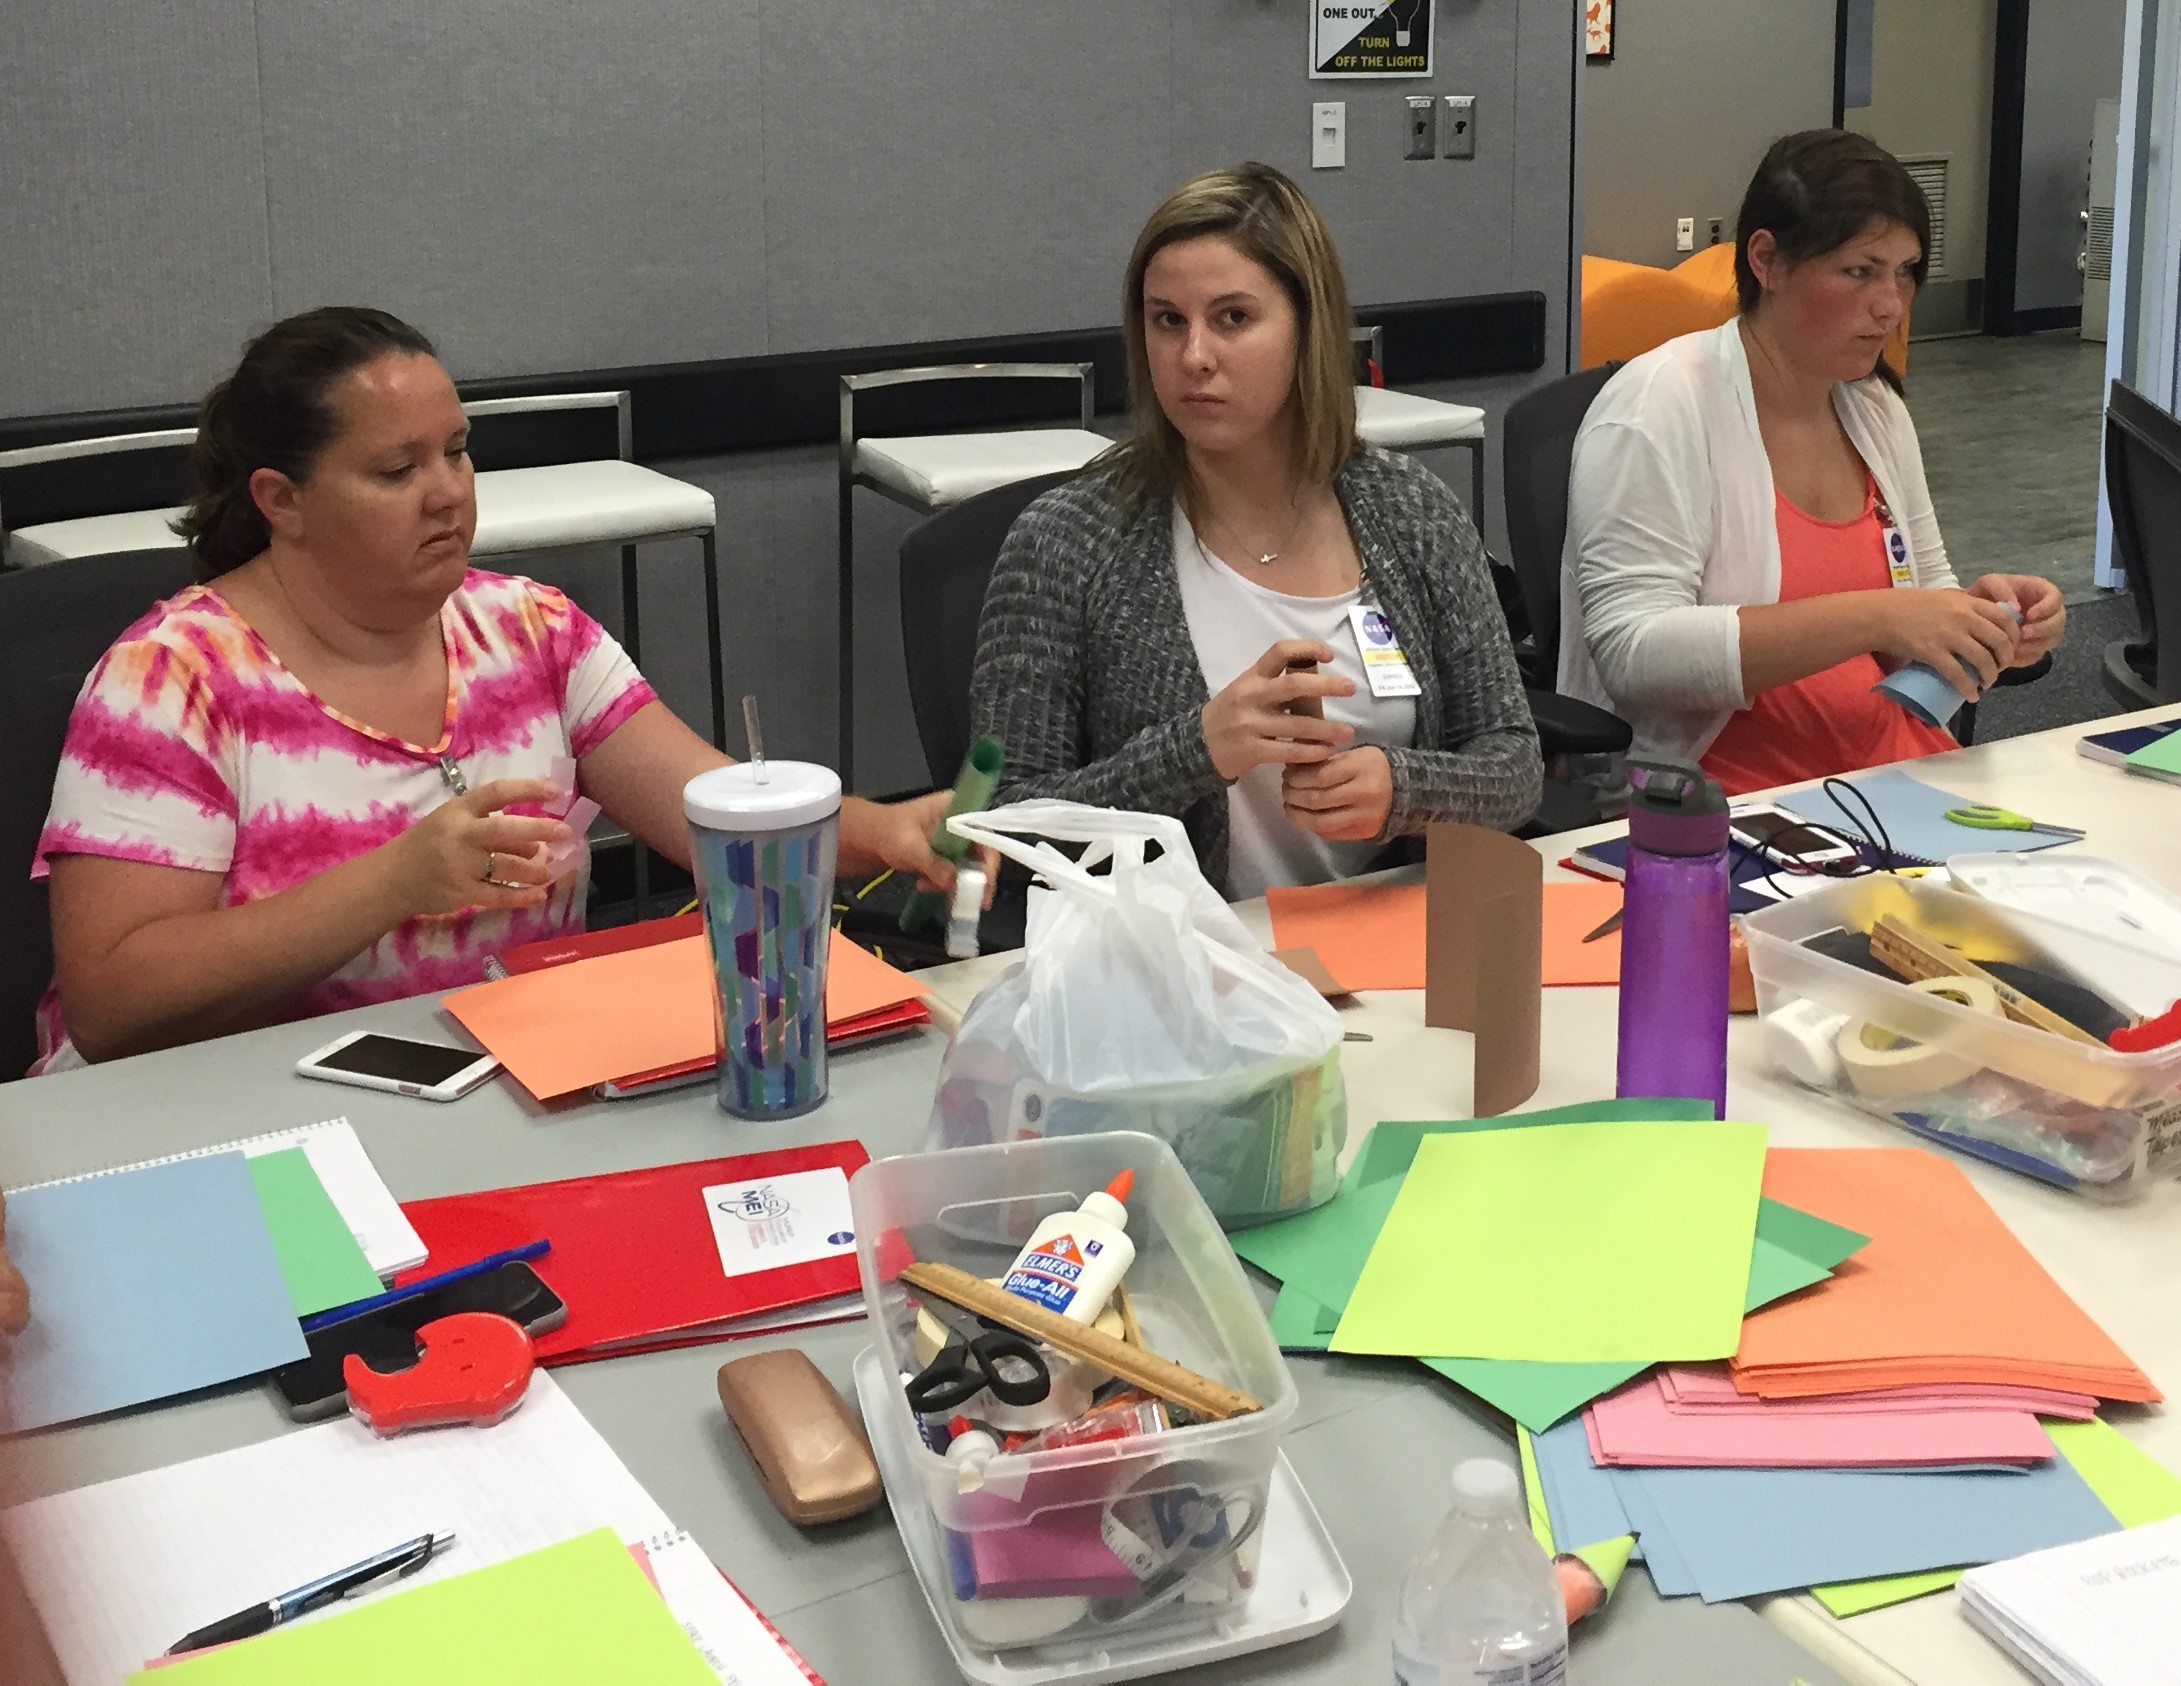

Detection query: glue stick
xmin=999 ymin=1170 xmax=1136 ymax=1325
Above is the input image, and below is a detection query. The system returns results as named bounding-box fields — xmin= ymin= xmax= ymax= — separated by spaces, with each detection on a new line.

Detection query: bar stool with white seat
xmin=837 ymin=361 xmax=1102 ymax=784
xmin=0 ymin=393 xmax=725 ymax=748
xmin=1350 ymin=324 xmax=1488 ymax=523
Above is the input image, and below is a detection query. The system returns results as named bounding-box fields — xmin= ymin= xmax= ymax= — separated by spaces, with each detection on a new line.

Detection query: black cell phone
xmin=270 ymin=1261 xmax=568 ymax=1421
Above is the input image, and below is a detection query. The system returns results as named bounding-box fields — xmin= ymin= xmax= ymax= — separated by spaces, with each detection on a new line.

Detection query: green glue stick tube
xmin=899 ymin=736 xmax=1004 ymax=934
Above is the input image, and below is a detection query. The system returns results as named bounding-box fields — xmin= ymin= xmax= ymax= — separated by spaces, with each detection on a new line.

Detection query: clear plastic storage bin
xmin=1742 ymin=875 xmax=2181 ymax=1201
xmin=849 ymin=1133 xmax=1313 ymax=1671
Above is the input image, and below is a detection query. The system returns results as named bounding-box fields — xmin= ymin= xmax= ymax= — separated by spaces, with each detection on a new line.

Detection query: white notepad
xmin=6 ymin=1116 xmax=427 ymax=1278
xmin=1 ymin=1372 xmax=671 ymax=1684
xmin=1960 ymin=1513 xmax=2181 ymax=1686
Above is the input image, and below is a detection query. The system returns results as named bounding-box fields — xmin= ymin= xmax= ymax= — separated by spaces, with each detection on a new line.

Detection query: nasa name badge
xmin=1348 ymin=604 xmax=1422 ymax=699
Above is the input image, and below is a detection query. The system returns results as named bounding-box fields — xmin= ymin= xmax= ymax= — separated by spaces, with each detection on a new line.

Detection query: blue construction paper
xmin=1777 ymin=767 xmax=2071 ymax=867
xmin=1628 ymin=1455 xmax=2119 ymax=1603
xmin=1531 ymin=1418 xmax=1633 ymax=1556
xmin=2 ymin=1154 xmax=309 ymax=1431
xmin=1613 ymin=1462 xmax=1699 ymax=1597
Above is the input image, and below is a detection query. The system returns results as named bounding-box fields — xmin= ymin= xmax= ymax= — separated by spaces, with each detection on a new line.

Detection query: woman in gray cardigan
xmin=969 ymin=163 xmax=1541 ymax=898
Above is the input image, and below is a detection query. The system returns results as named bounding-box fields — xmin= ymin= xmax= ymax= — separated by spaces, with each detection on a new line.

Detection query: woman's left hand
xmin=1282 ymin=747 xmax=1394 ymax=841
xmin=1970 ymin=574 xmax=2067 ymax=665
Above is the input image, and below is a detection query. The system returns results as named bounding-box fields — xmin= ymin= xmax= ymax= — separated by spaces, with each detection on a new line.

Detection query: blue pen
xmin=167 ymin=1531 xmax=457 ymax=1654
xmin=299 ymin=1239 xmax=552 ymax=1333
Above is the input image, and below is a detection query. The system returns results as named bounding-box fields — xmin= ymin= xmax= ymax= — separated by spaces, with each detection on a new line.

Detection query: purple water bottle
xmin=1615 ymin=757 xmax=1731 ymax=1118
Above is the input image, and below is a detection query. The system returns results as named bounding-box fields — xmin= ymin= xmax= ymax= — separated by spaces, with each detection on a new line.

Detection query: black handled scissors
xmin=904 ymin=1315 xmax=1051 ymax=1416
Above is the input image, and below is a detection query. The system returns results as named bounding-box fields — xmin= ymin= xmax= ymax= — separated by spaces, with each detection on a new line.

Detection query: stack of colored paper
xmin=1231 ymin=1102 xmax=1860 ymax=1433
xmin=1734 ymin=1149 xmax=2160 ymax=1403
xmin=445 ymin=925 xmax=930 ymax=1101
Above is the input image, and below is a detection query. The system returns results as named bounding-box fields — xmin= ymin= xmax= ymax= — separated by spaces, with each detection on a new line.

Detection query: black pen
xmin=166 ymin=1530 xmax=456 ymax=1656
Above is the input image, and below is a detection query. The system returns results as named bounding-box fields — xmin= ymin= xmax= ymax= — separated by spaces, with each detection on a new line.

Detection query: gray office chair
xmin=2100 ymin=380 xmax=2181 ymax=708
xmin=0 ymin=548 xmax=199 ymax=1078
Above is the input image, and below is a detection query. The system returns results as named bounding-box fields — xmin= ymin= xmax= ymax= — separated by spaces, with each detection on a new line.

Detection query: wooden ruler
xmin=1869 ymin=916 xmax=2105 ymax=1047
xmin=898 ymin=1261 xmax=1262 ymax=1422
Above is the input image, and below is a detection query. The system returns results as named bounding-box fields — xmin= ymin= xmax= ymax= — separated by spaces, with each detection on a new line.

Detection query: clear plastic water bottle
xmin=1392 ymin=1459 xmax=1570 ymax=1686
xmin=1614 ymin=756 xmax=1731 ymax=1119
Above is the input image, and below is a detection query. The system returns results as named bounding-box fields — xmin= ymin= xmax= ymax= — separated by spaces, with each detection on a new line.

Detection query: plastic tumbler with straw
xmin=682 ymin=699 xmax=841 ymax=1118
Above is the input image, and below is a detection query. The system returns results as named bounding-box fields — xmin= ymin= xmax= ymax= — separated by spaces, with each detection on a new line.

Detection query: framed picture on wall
xmin=1586 ymin=0 xmax=1614 ymax=62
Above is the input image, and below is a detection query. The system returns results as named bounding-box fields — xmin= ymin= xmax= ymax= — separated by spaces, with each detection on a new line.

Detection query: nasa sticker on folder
xmin=705 ymin=1167 xmax=857 ymax=1278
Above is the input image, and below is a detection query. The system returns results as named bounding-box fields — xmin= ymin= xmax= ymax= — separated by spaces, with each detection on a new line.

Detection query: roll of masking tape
xmin=1762 ymin=999 xmax=1853 ymax=1090
xmin=1836 ymin=977 xmax=2002 ymax=1098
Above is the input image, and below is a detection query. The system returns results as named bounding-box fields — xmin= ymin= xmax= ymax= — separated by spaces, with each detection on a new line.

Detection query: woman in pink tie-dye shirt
xmin=33 ymin=307 xmax=957 ymax=1072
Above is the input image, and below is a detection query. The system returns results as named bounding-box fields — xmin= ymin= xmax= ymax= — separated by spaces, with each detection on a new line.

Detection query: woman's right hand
xmin=386 ymin=779 xmax=572 ymax=916
xmin=1872 ymin=589 xmax=2023 ymax=700
xmin=1201 ymin=640 xmax=1357 ymax=782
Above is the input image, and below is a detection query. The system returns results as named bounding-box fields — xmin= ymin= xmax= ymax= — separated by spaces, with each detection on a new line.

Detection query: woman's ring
xmin=480 ymin=850 xmax=497 ymax=883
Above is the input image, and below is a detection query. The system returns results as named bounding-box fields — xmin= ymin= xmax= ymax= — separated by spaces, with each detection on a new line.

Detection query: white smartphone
xmin=1728 ymin=805 xmax=1861 ymax=868
xmin=296 ymin=1030 xmax=501 ymax=1101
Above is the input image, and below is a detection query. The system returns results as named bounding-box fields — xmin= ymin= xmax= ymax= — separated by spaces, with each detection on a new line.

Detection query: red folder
xmin=397 ymin=1142 xmax=871 ymax=1364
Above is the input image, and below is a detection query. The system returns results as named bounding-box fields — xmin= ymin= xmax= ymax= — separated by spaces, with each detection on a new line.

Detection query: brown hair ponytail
xmin=174 ymin=306 xmax=436 ymax=580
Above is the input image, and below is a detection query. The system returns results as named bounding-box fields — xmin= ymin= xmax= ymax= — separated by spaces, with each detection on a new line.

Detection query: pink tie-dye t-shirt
xmin=30 ymin=569 xmax=655 ymax=1073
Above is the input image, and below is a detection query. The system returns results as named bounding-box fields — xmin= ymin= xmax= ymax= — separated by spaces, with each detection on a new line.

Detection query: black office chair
xmin=1499 ymin=364 xmax=1635 ymax=832
xmin=898 ymin=470 xmax=1077 ymax=785
xmin=0 ymin=549 xmax=200 ymax=1078
xmin=2099 ymin=379 xmax=2181 ymax=709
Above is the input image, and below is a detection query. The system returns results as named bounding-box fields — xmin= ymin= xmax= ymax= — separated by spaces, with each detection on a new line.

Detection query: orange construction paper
xmin=1265 ymin=884 xmax=1426 ymax=992
xmin=444 ymin=931 xmax=928 ymax=1100
xmin=1732 ymin=1147 xmax=2159 ymax=1403
xmin=1539 ymin=881 xmax=1624 ymax=987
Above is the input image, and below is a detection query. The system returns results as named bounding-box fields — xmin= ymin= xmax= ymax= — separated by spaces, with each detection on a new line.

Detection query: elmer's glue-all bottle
xmin=999 ymin=1170 xmax=1136 ymax=1324
xmin=1392 ymin=1459 xmax=1568 ymax=1686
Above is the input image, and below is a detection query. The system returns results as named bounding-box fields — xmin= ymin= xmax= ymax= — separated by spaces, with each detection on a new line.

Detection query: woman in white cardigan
xmin=1560 ymin=130 xmax=2065 ymax=794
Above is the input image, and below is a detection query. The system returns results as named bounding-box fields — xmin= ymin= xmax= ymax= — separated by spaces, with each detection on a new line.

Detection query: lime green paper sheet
xmin=1350 ymin=1099 xmax=1717 ymax=1190
xmin=1810 ymin=1418 xmax=2181 ymax=1617
xmin=133 ymin=1529 xmax=717 ymax=1685
xmin=1330 ymin=1120 xmax=1769 ymax=1364
xmin=246 ymin=1148 xmax=382 ymax=1318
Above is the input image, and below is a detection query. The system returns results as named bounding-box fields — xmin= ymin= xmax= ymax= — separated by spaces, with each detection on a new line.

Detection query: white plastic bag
xmin=926 ymin=802 xmax=1347 ymax=1225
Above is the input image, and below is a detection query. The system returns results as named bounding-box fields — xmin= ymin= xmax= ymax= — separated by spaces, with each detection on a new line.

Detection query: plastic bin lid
xmin=1946 ymin=853 xmax=2181 ymax=1019
xmin=683 ymin=762 xmax=842 ymax=832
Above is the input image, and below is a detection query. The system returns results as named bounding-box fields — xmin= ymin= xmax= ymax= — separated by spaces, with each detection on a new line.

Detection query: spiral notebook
xmin=6 ymin=1118 xmax=426 ymax=1279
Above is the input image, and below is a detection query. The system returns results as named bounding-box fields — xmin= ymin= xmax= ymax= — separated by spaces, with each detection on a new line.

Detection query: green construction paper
xmin=1809 ymin=1419 xmax=2181 ymax=1618
xmin=245 ymin=1148 xmax=383 ymax=1318
xmin=1330 ymin=1121 xmax=1770 ymax=1363
xmin=1751 ymin=1198 xmax=1869 ymax=1275
xmin=1231 ymin=1177 xmax=1403 ymax=1315
xmin=2125 ymin=729 xmax=2181 ymax=775
xmin=1351 ymin=1099 xmax=1717 ymax=1191
xmin=135 ymin=1530 xmax=718 ymax=1685
xmin=1268 ymin=1284 xmax=1341 ymax=1350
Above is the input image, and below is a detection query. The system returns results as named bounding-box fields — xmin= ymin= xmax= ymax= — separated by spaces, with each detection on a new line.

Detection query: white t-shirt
xmin=1172 ymin=502 xmax=1418 ymax=900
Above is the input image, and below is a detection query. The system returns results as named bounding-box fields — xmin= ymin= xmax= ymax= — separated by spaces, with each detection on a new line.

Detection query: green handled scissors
xmin=1943 ymin=804 xmax=2086 ymax=840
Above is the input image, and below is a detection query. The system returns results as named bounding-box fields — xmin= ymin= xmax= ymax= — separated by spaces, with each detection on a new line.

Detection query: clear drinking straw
xmin=741 ymin=694 xmax=768 ymax=783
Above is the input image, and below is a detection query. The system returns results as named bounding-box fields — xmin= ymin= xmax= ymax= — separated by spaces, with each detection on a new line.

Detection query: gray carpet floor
xmin=1908 ymin=330 xmax=2108 ymax=601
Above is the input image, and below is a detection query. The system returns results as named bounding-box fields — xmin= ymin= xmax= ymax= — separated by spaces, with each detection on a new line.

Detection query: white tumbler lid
xmin=682 ymin=762 xmax=842 ymax=832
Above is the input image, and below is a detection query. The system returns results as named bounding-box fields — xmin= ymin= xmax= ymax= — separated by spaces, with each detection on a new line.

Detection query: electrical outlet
xmin=1708 ymin=216 xmax=1725 ymax=245
xmin=1675 ymin=216 xmax=1695 ymax=253
xmin=1312 ymin=101 xmax=1346 ymax=170
xmin=1404 ymin=95 xmax=1436 ymax=161
xmin=1443 ymin=94 xmax=1476 ymax=160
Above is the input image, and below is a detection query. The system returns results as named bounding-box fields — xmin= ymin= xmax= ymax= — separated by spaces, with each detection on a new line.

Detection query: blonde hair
xmin=1104 ymin=162 xmax=1359 ymax=509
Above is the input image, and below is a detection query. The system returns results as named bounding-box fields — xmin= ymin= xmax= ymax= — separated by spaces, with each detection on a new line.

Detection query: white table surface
xmin=6 ymin=704 xmax=2177 ymax=1685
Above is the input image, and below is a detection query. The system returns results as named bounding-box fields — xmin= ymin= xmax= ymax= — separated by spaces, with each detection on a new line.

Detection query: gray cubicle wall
xmin=2 ymin=0 xmax=1580 ymax=791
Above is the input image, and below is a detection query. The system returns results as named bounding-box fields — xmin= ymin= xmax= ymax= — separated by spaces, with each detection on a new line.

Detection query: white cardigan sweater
xmin=1556 ymin=320 xmax=1957 ymax=763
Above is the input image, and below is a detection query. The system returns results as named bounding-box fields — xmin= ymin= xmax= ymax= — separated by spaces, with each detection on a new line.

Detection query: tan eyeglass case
xmin=716 ymin=1349 xmax=882 ymax=1525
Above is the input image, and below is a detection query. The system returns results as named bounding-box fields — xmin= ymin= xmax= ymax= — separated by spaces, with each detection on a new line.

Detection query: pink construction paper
xmin=1585 ymin=1371 xmax=2058 ymax=1469
xmin=1656 ymin=1363 xmax=2098 ymax=1420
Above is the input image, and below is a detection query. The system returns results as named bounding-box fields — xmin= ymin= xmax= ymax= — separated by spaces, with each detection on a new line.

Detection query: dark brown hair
xmin=1105 ymin=162 xmax=1357 ymax=509
xmin=174 ymin=306 xmax=437 ymax=579
xmin=1734 ymin=130 xmax=1929 ymax=385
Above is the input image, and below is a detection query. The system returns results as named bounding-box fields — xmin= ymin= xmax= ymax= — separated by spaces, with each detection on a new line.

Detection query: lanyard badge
xmin=1347 ymin=605 xmax=1421 ymax=698
xmin=1873 ymin=496 xmax=1913 ymax=588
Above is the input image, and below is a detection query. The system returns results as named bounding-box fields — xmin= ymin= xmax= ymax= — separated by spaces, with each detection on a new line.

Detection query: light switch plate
xmin=1443 ymin=94 xmax=1476 ymax=160
xmin=1312 ymin=101 xmax=1346 ymax=170
xmin=1405 ymin=95 xmax=1437 ymax=161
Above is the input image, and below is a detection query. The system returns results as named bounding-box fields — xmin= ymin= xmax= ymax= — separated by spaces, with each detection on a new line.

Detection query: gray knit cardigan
xmin=968 ymin=445 xmax=1543 ymax=894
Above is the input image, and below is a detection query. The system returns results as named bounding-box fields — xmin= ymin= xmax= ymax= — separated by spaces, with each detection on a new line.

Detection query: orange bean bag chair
xmin=1580 ymin=243 xmax=1910 ymax=373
